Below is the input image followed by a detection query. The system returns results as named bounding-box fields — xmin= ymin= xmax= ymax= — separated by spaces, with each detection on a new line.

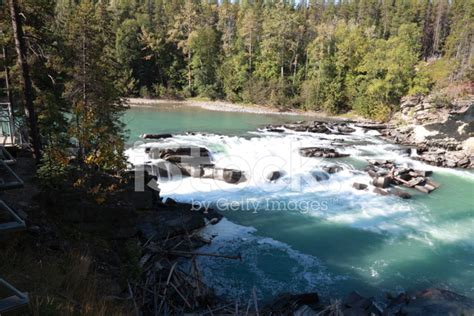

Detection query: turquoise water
xmin=125 ymin=104 xmax=474 ymax=302
xmin=123 ymin=103 xmax=308 ymax=143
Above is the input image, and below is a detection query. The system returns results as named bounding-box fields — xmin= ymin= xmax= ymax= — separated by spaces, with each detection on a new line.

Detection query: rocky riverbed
xmin=262 ymin=94 xmax=474 ymax=169
xmin=381 ymin=94 xmax=474 ymax=168
xmin=89 ymin=172 xmax=474 ymax=315
xmin=119 ymin=114 xmax=474 ymax=313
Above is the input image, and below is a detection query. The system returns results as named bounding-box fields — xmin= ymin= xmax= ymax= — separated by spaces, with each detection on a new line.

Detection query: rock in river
xmin=266 ymin=170 xmax=285 ymax=182
xmin=299 ymin=147 xmax=350 ymax=158
xmin=353 ymin=182 xmax=368 ymax=190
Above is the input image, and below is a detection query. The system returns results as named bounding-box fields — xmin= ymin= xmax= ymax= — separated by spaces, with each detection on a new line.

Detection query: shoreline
xmin=125 ymin=97 xmax=369 ymax=122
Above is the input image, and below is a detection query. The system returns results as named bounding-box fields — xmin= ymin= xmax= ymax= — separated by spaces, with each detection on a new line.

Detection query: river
xmin=124 ymin=102 xmax=474 ymax=303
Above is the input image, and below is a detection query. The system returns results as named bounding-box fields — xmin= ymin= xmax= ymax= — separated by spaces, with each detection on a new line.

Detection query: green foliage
xmin=189 ymin=26 xmax=221 ymax=99
xmin=352 ymin=24 xmax=421 ymax=119
xmin=47 ymin=0 xmax=471 ymax=120
xmin=444 ymin=0 xmax=474 ymax=81
xmin=61 ymin=0 xmax=126 ymax=173
xmin=409 ymin=64 xmax=434 ymax=96
xmin=4 ymin=0 xmax=472 ymax=159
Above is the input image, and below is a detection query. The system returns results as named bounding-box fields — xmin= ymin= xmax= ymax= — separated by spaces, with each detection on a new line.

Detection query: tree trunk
xmin=8 ymin=0 xmax=42 ymax=163
xmin=249 ymin=29 xmax=253 ymax=72
xmin=432 ymin=0 xmax=447 ymax=56
xmin=187 ymin=51 xmax=192 ymax=90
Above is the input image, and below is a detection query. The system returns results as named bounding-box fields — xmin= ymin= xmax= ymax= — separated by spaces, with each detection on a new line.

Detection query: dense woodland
xmin=57 ymin=0 xmax=473 ymax=118
xmin=0 ymin=0 xmax=473 ymax=178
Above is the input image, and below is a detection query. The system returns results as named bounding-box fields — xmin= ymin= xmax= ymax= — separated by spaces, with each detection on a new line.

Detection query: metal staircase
xmin=0 ymin=52 xmax=29 ymax=313
xmin=0 ymin=278 xmax=29 ymax=313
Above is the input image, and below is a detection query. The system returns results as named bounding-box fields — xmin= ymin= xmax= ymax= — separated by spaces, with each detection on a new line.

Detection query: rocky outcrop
xmin=264 ymin=288 xmax=474 ymax=315
xmin=384 ymin=288 xmax=474 ymax=316
xmin=265 ymin=120 xmax=356 ymax=134
xmin=299 ymin=147 xmax=350 ymax=158
xmin=384 ymin=94 xmax=474 ymax=168
xmin=141 ymin=145 xmax=247 ymax=184
xmin=363 ymin=159 xmax=438 ymax=196
xmin=137 ymin=202 xmax=222 ymax=242
xmin=267 ymin=292 xmax=321 ymax=314
xmin=141 ymin=133 xmax=173 ymax=139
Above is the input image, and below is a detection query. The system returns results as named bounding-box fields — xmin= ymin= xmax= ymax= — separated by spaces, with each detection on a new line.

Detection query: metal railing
xmin=0 ymin=279 xmax=29 ymax=314
xmin=0 ymin=145 xmax=29 ymax=313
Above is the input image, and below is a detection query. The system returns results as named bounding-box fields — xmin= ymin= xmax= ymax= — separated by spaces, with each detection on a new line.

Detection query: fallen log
xmin=426 ymin=179 xmax=440 ymax=188
xmin=414 ymin=185 xmax=430 ymax=194
xmin=394 ymin=176 xmax=435 ymax=193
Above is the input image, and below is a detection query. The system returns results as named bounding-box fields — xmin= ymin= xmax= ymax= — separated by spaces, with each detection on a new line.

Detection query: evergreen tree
xmin=63 ymin=0 xmax=126 ymax=171
xmin=167 ymin=0 xmax=201 ymax=93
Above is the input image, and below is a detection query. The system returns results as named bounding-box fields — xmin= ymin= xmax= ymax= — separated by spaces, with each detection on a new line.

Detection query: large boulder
xmin=148 ymin=145 xmax=212 ymax=163
xmin=265 ymin=170 xmax=285 ymax=182
xmin=299 ymin=147 xmax=349 ymax=158
xmin=463 ymin=137 xmax=474 ymax=155
xmin=142 ymin=133 xmax=173 ymax=139
xmin=268 ymin=292 xmax=320 ymax=314
xmin=178 ymin=163 xmax=205 ymax=177
xmin=212 ymin=168 xmax=246 ymax=184
xmin=273 ymin=121 xmax=355 ymax=135
xmin=342 ymin=291 xmax=382 ymax=316
xmin=353 ymin=182 xmax=368 ymax=190
xmin=400 ymin=95 xmax=421 ymax=109
xmin=137 ymin=206 xmax=206 ymax=240
xmin=311 ymin=170 xmax=330 ymax=181
xmin=389 ymin=188 xmax=412 ymax=199
xmin=323 ymin=165 xmax=343 ymax=174
xmin=384 ymin=288 xmax=474 ymax=316
xmin=372 ymin=176 xmax=391 ymax=188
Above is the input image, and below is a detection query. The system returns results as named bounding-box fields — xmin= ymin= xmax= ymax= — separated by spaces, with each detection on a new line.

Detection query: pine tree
xmin=8 ymin=0 xmax=42 ymax=162
xmin=432 ymin=0 xmax=449 ymax=56
xmin=167 ymin=0 xmax=201 ymax=92
xmin=444 ymin=0 xmax=473 ymax=80
xmin=189 ymin=26 xmax=221 ymax=98
xmin=63 ymin=0 xmax=126 ymax=171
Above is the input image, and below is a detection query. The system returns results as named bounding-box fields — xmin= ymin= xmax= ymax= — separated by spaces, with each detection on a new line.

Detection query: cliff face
xmin=383 ymin=94 xmax=474 ymax=168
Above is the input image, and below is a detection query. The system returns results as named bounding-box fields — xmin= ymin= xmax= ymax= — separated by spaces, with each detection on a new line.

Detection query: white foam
xmin=126 ymin=130 xmax=474 ymax=245
xmin=195 ymin=218 xmax=337 ymax=299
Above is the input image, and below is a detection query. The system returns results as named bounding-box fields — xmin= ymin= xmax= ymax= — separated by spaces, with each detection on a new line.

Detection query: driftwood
xmin=167 ymin=250 xmax=242 ymax=260
xmin=129 ymin=209 xmax=245 ymax=315
xmin=365 ymin=159 xmax=439 ymax=196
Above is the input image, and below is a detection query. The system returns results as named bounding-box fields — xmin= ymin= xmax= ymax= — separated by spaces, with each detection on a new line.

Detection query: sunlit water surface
xmin=124 ymin=103 xmax=474 ymax=302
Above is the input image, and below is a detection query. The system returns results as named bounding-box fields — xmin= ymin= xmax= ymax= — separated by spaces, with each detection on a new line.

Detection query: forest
xmin=0 ymin=0 xmax=473 ymax=174
xmin=56 ymin=0 xmax=473 ymax=118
